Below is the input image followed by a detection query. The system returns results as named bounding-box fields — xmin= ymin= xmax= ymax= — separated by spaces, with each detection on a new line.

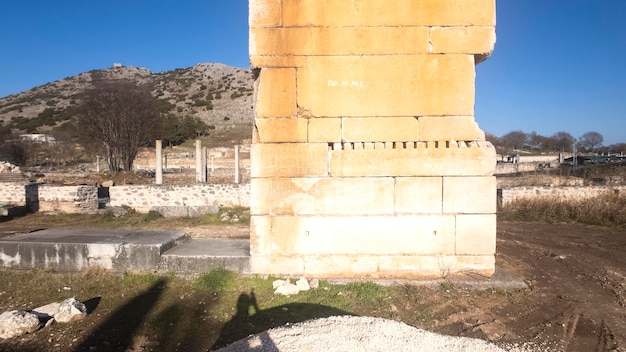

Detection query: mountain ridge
xmin=0 ymin=63 xmax=255 ymax=137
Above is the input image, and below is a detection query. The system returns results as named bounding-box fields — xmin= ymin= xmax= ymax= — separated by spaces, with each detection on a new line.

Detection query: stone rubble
xmin=0 ymin=310 xmax=41 ymax=339
xmin=273 ymin=278 xmax=318 ymax=296
xmin=0 ymin=297 xmax=88 ymax=339
xmin=0 ymin=161 xmax=20 ymax=174
xmin=54 ymin=298 xmax=87 ymax=323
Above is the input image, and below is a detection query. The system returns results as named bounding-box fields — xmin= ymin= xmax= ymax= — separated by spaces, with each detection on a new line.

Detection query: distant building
xmin=113 ymin=63 xmax=122 ymax=68
xmin=19 ymin=134 xmax=55 ymax=144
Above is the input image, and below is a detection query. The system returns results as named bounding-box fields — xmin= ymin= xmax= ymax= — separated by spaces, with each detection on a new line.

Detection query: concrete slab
xmin=0 ymin=228 xmax=188 ymax=272
xmin=159 ymin=239 xmax=250 ymax=277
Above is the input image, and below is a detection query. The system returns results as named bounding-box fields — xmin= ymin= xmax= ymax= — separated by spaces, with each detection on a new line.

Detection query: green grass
xmin=122 ymin=271 xmax=164 ymax=288
xmin=193 ymin=268 xmax=238 ymax=293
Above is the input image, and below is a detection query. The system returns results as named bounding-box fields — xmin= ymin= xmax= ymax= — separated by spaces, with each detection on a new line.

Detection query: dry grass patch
xmin=499 ymin=191 xmax=626 ymax=226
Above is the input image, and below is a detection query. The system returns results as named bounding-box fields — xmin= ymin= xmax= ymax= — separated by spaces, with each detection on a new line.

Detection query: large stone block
xmin=395 ymin=177 xmax=443 ymax=213
xmin=251 ymin=215 xmax=456 ymax=256
xmin=298 ymin=55 xmax=476 ymax=117
xmin=250 ymin=27 xmax=429 ymax=57
xmin=251 ymin=177 xmax=395 ymax=215
xmin=329 ymin=141 xmax=496 ymax=177
xmin=250 ymin=55 xmax=306 ymax=68
xmin=255 ymin=68 xmax=297 ymax=118
xmin=429 ymin=26 xmax=496 ymax=55
xmin=442 ymin=176 xmax=496 ymax=213
xmin=418 ymin=116 xmax=485 ymax=141
xmin=250 ymin=215 xmax=271 ymax=256
xmin=308 ymin=118 xmax=341 ymax=142
xmin=255 ymin=118 xmax=308 ymax=143
xmin=377 ymin=254 xmax=495 ymax=278
xmin=249 ymin=0 xmax=282 ymax=28
xmin=253 ymin=254 xmax=494 ymax=278
xmin=283 ymin=0 xmax=496 ymax=27
xmin=455 ymin=214 xmax=497 ymax=255
xmin=251 ymin=143 xmax=329 ymax=177
xmin=342 ymin=117 xmax=419 ymax=142
xmin=303 ymin=255 xmax=380 ymax=276
xmin=249 ymin=256 xmax=305 ymax=275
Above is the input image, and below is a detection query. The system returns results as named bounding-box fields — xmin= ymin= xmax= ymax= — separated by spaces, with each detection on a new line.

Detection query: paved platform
xmin=159 ymin=239 xmax=250 ymax=277
xmin=0 ymin=228 xmax=252 ymax=275
xmin=0 ymin=228 xmax=526 ymax=290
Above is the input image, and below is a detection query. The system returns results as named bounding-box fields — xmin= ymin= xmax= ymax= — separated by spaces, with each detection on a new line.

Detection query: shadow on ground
xmin=72 ymin=279 xmax=166 ymax=352
xmin=210 ymin=290 xmax=354 ymax=350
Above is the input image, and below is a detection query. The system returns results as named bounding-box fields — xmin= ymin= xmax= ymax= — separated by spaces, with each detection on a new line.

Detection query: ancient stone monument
xmin=249 ymin=0 xmax=497 ymax=278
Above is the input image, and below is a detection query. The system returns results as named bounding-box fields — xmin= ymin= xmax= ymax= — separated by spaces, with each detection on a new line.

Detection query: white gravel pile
xmin=215 ymin=315 xmax=507 ymax=352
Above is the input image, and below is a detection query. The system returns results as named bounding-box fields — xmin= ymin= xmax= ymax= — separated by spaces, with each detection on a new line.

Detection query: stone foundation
xmin=249 ymin=0 xmax=497 ymax=278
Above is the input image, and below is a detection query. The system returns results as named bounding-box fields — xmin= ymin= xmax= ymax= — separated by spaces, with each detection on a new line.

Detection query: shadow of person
xmin=72 ymin=279 xmax=166 ymax=352
xmin=210 ymin=290 xmax=354 ymax=350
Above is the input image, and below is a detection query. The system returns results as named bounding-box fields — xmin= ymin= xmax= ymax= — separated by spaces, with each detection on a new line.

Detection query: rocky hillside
xmin=0 ymin=63 xmax=255 ymax=136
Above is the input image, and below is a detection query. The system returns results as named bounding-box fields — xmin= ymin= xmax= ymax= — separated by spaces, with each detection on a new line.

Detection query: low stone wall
xmin=109 ymin=183 xmax=251 ymax=213
xmin=37 ymin=185 xmax=99 ymax=213
xmin=0 ymin=182 xmax=251 ymax=215
xmin=0 ymin=183 xmax=98 ymax=213
xmin=495 ymin=161 xmax=557 ymax=175
xmin=498 ymin=185 xmax=626 ymax=206
xmin=0 ymin=183 xmax=30 ymax=206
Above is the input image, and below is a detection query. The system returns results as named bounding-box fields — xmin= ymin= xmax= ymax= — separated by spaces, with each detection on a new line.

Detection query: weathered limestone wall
xmin=109 ymin=184 xmax=250 ymax=212
xmin=0 ymin=183 xmax=250 ymax=215
xmin=37 ymin=185 xmax=99 ymax=213
xmin=0 ymin=183 xmax=30 ymax=206
xmin=250 ymin=0 xmax=497 ymax=278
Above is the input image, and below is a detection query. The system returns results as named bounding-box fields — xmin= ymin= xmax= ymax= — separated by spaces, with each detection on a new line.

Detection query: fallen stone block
xmin=0 ymin=310 xmax=41 ymax=339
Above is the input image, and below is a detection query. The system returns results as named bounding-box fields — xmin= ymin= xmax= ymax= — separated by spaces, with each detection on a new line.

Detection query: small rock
xmin=0 ymin=310 xmax=41 ymax=339
xmin=296 ymin=278 xmax=310 ymax=291
xmin=55 ymin=298 xmax=87 ymax=323
xmin=309 ymin=279 xmax=320 ymax=289
xmin=275 ymin=283 xmax=300 ymax=296
xmin=272 ymin=279 xmax=288 ymax=289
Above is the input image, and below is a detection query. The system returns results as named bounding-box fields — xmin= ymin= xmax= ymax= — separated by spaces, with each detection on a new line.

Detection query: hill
xmin=0 ymin=63 xmax=255 ymax=144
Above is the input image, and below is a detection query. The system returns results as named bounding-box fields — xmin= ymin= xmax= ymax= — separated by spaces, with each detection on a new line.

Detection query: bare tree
xmin=500 ymin=130 xmax=527 ymax=151
xmin=77 ymin=80 xmax=162 ymax=172
xmin=578 ymin=131 xmax=604 ymax=152
xmin=551 ymin=131 xmax=575 ymax=152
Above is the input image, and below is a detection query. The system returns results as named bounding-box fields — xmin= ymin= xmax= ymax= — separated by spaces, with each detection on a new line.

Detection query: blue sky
xmin=1 ymin=1 xmax=625 ymax=145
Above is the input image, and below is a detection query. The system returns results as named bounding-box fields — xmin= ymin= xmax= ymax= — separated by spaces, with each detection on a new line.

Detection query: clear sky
xmin=1 ymin=1 xmax=625 ymax=145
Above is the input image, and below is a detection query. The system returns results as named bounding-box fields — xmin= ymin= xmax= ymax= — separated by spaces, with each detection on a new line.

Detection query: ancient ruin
xmin=249 ymin=0 xmax=497 ymax=278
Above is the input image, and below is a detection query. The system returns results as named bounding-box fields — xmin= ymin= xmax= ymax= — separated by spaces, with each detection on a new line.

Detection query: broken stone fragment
xmin=273 ymin=279 xmax=302 ymax=295
xmin=32 ymin=298 xmax=88 ymax=324
xmin=0 ymin=310 xmax=41 ymax=339
xmin=273 ymin=278 xmax=318 ymax=295
xmin=272 ymin=279 xmax=289 ymax=289
xmin=296 ymin=278 xmax=310 ymax=291
xmin=55 ymin=298 xmax=87 ymax=323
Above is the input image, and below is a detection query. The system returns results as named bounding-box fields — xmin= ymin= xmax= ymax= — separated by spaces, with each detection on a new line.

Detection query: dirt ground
xmin=457 ymin=221 xmax=625 ymax=351
xmin=0 ymin=220 xmax=623 ymax=351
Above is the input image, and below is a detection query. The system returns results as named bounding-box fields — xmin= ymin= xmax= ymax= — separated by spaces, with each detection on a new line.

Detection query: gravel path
xmin=214 ymin=316 xmax=508 ymax=352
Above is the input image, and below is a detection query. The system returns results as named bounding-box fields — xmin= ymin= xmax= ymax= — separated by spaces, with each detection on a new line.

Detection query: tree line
xmin=489 ymin=130 xmax=626 ymax=155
